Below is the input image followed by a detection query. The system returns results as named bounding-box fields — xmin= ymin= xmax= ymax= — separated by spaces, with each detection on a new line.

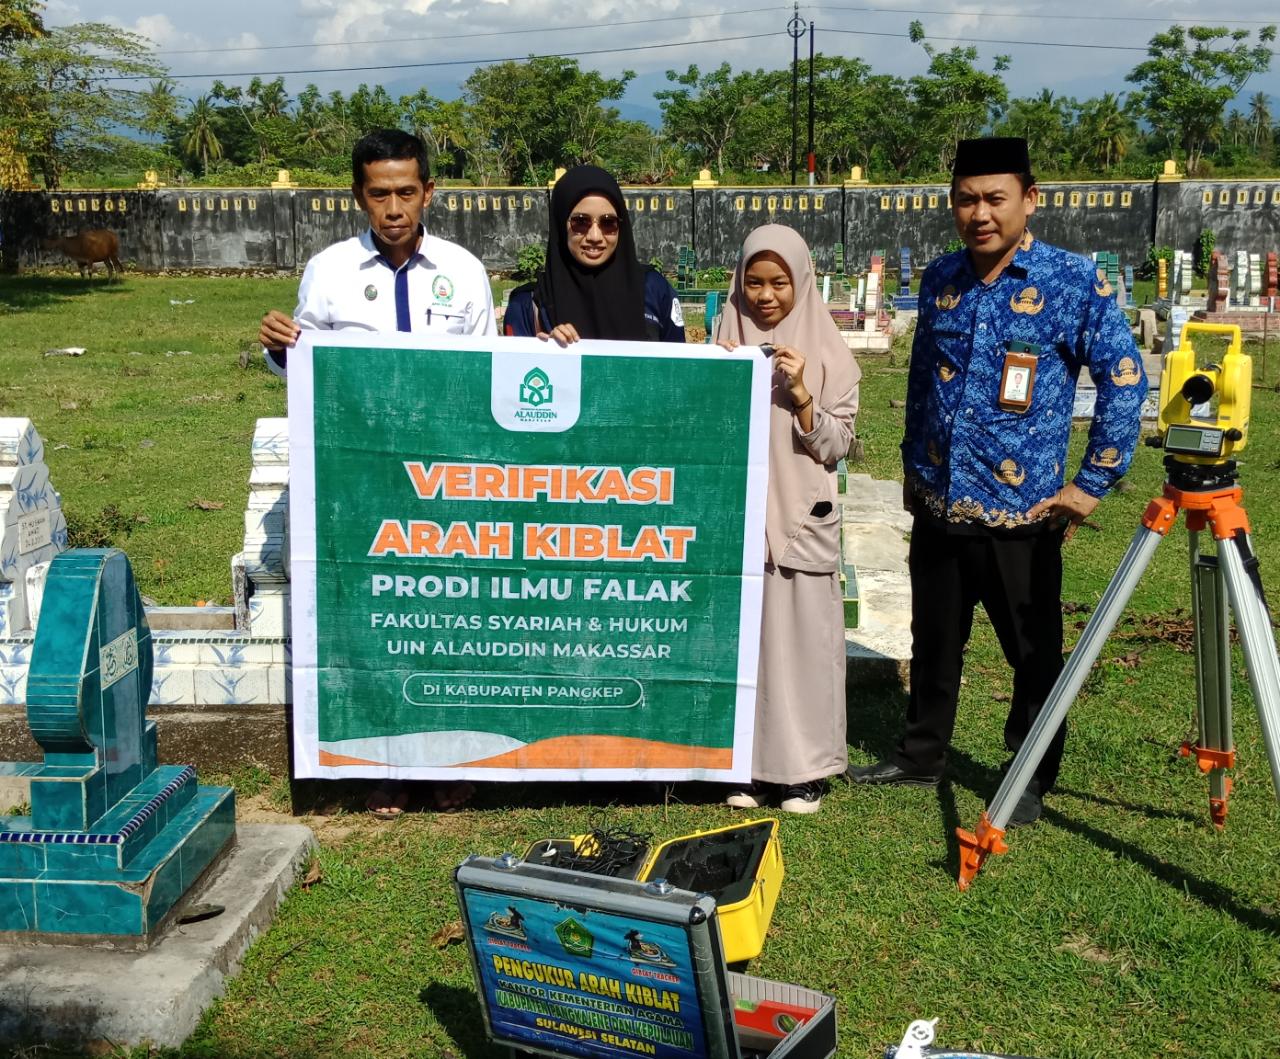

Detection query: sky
xmin=54 ymin=0 xmax=1280 ymax=128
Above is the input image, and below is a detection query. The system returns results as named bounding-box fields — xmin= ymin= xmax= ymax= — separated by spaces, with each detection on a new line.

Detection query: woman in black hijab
xmin=505 ymin=165 xmax=685 ymax=343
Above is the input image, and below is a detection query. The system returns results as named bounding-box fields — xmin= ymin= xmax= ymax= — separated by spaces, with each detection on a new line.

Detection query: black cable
xmin=95 ymin=30 xmax=782 ymax=82
xmin=153 ymin=5 xmax=782 ymax=56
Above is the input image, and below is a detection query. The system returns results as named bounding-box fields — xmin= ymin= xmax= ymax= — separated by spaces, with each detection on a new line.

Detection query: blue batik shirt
xmin=903 ymin=232 xmax=1145 ymax=531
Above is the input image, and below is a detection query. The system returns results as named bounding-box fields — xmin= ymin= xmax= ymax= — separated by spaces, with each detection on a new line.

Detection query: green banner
xmin=290 ymin=334 xmax=769 ymax=781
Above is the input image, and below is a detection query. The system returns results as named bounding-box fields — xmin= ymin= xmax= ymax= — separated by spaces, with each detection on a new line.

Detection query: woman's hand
xmin=537 ymin=323 xmax=581 ymax=346
xmin=717 ymin=338 xmax=739 ymax=352
xmin=771 ymin=344 xmax=810 ymax=406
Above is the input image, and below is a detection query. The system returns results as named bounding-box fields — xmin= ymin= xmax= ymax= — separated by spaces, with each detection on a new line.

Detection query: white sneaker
xmin=725 ymin=782 xmax=770 ymax=809
xmin=779 ymin=780 xmax=825 ymax=814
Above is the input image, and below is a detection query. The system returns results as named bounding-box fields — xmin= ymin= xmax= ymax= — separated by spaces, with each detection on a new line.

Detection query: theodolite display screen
xmin=1165 ymin=424 xmax=1225 ymax=457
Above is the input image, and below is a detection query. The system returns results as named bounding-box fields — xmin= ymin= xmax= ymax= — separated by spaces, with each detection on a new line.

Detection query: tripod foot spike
xmin=956 ymin=812 xmax=1008 ymax=890
xmin=1210 ymin=778 xmax=1232 ymax=829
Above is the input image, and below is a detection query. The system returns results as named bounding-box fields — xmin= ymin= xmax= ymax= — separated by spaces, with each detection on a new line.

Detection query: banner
xmin=289 ymin=333 xmax=770 ymax=781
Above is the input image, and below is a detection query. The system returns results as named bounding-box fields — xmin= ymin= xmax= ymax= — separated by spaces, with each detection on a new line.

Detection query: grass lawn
xmin=3 ymin=272 xmax=1280 ymax=1059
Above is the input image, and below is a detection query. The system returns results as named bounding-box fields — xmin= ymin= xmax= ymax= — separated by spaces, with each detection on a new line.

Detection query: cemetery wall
xmin=3 ymin=177 xmax=1279 ymax=276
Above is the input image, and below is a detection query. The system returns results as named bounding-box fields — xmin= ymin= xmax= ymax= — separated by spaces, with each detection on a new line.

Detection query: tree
xmin=1247 ymin=91 xmax=1272 ymax=151
xmin=210 ymin=77 xmax=294 ymax=164
xmin=401 ymin=90 xmax=469 ymax=177
xmin=1072 ymin=93 xmax=1136 ymax=171
xmin=140 ymin=79 xmax=180 ymax=137
xmin=0 ymin=18 xmax=168 ymax=187
xmin=463 ymin=57 xmax=632 ymax=183
xmin=1126 ymin=24 xmax=1276 ymax=174
xmin=182 ymin=95 xmax=223 ymax=175
xmin=0 ymin=0 xmax=43 ymax=49
xmin=999 ymin=90 xmax=1073 ymax=174
xmin=907 ymin=24 xmax=1011 ymax=174
xmin=657 ymin=63 xmax=765 ymax=176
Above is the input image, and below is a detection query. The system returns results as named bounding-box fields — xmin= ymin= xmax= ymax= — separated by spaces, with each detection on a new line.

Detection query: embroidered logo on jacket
xmin=1010 ymin=287 xmax=1045 ymax=315
xmin=1110 ymin=356 xmax=1141 ymax=386
xmin=935 ymin=285 xmax=962 ymax=311
xmin=994 ymin=460 xmax=1026 ymax=486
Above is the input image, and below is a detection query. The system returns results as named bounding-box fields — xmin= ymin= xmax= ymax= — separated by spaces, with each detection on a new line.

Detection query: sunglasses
xmin=568 ymin=213 xmax=620 ymax=236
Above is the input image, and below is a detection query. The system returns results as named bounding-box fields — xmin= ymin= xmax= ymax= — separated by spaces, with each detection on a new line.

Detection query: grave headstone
xmin=1249 ymin=252 xmax=1262 ymax=306
xmin=238 ymin=420 xmax=290 ymax=639
xmin=704 ymin=290 xmax=722 ymax=341
xmin=1266 ymin=252 xmax=1279 ymax=299
xmin=1167 ymin=305 xmax=1190 ymax=353
xmin=1157 ymin=258 xmax=1168 ymax=301
xmin=863 ymin=271 xmax=881 ymax=332
xmin=0 ymin=419 xmax=67 ymax=639
xmin=899 ymin=247 xmax=912 ymax=296
xmin=1177 ymin=251 xmax=1194 ymax=301
xmin=1234 ymin=250 xmax=1250 ymax=308
xmin=1 ymin=548 xmax=234 ymax=939
xmin=1207 ymin=251 xmax=1230 ymax=313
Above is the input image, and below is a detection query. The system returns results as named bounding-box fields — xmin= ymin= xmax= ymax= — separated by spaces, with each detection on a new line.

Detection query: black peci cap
xmin=952 ymin=137 xmax=1031 ymax=177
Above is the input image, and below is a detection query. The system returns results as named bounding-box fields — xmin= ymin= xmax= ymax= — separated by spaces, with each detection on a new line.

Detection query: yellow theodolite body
xmin=1157 ymin=322 xmax=1251 ymax=464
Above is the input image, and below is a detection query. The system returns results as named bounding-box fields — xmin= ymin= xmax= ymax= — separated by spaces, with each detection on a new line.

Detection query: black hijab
xmin=533 ymin=165 xmax=647 ymax=340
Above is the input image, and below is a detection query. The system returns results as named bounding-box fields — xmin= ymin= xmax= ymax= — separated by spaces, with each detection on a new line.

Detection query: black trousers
xmin=895 ymin=515 xmax=1068 ymax=792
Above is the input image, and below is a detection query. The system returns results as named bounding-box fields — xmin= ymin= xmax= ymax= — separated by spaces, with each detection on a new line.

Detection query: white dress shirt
xmin=265 ymin=227 xmax=496 ymax=377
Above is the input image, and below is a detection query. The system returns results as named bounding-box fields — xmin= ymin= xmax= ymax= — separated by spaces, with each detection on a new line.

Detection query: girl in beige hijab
xmin=716 ymin=224 xmax=861 ymax=813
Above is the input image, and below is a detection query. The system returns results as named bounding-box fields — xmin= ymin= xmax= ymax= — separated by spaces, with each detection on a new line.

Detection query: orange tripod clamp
xmin=955 ymin=813 xmax=1008 ymax=890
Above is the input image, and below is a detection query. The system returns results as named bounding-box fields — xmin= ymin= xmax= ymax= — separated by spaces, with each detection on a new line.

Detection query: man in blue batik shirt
xmin=848 ymin=137 xmax=1145 ymax=826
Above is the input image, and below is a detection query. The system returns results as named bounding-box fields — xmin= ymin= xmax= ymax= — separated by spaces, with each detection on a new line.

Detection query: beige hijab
xmin=718 ymin=224 xmax=861 ymax=570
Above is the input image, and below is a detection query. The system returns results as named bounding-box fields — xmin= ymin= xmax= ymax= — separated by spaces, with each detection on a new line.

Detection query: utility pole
xmin=807 ymin=20 xmax=816 ymax=186
xmin=788 ymin=3 xmax=803 ymax=185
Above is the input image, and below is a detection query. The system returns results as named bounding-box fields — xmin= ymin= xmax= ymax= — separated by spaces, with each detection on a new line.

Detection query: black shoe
xmin=779 ymin=780 xmax=825 ymax=814
xmin=844 ymin=760 xmax=941 ymax=787
xmin=1007 ymin=788 xmax=1043 ymax=828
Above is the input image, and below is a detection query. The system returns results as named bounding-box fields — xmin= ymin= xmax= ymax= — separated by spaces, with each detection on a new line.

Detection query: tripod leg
xmin=1186 ymin=535 xmax=1235 ymax=825
xmin=957 ymin=523 xmax=1165 ymax=889
xmin=1218 ymin=531 xmax=1280 ymax=807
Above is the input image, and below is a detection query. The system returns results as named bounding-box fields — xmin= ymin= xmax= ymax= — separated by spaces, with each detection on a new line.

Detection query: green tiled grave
xmin=0 ymin=549 xmax=235 ymax=941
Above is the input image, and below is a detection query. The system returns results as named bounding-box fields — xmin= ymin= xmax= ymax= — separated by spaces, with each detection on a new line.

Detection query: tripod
xmin=956 ymin=457 xmax=1280 ymax=890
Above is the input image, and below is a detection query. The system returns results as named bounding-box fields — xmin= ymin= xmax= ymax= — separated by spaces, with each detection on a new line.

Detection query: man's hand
xmin=1026 ymin=482 xmax=1099 ymax=542
xmin=260 ymin=310 xmax=300 ymax=351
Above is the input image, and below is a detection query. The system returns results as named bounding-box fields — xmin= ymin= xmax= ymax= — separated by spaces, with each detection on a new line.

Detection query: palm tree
xmin=1248 ymin=92 xmax=1272 ymax=151
xmin=1224 ymin=110 xmax=1249 ymax=148
xmin=182 ymin=95 xmax=223 ymax=176
xmin=1075 ymin=94 xmax=1132 ymax=171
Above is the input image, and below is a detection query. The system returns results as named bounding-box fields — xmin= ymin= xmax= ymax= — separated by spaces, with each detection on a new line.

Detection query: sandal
xmin=366 ymin=780 xmax=409 ymax=820
xmin=431 ymin=780 xmax=475 ymax=812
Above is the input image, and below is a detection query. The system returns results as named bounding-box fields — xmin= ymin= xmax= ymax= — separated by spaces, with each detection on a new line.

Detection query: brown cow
xmin=42 ymin=229 xmax=124 ymax=280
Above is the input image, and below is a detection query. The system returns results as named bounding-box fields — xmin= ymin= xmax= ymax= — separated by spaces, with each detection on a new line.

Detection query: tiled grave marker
xmin=0 ymin=549 xmax=234 ymax=939
xmin=0 ymin=419 xmax=67 ymax=640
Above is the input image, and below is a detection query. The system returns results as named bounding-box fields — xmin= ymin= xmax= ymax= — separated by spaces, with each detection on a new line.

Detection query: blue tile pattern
xmin=1 ymin=549 xmax=236 ymax=938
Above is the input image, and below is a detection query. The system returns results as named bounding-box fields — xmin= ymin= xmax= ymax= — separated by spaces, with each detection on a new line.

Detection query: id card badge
xmin=999 ymin=340 xmax=1039 ymax=412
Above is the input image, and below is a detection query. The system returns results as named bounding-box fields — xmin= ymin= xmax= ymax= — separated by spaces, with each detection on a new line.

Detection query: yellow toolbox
xmin=523 ymin=819 xmax=784 ymax=964
xmin=636 ymin=818 xmax=783 ymax=965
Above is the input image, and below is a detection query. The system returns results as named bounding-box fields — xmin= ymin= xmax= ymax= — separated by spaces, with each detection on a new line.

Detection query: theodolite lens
xmin=1182 ymin=374 xmax=1215 ymax=405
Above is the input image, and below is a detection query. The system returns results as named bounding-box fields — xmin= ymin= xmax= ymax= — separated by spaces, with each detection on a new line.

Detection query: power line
xmin=812 ymin=4 xmax=1278 ymax=25
xmin=98 ymin=31 xmax=784 ymax=81
xmin=152 ymin=5 xmax=782 ymax=56
xmin=823 ymin=26 xmax=1148 ymax=51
